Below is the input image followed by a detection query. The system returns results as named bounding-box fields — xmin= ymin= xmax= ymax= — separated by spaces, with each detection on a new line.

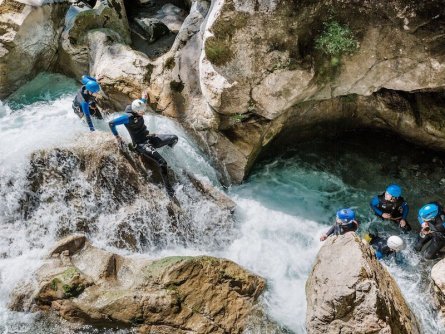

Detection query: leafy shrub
xmin=315 ymin=21 xmax=358 ymax=56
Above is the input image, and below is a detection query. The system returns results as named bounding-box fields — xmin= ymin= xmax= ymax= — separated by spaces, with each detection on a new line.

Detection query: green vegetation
xmin=315 ymin=21 xmax=358 ymax=57
xmin=205 ymin=37 xmax=233 ymax=66
xmin=230 ymin=113 xmax=249 ymax=123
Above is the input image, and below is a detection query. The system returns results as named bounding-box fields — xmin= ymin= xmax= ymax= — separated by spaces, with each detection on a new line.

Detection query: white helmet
xmin=387 ymin=236 xmax=405 ymax=251
xmin=131 ymin=99 xmax=146 ymax=113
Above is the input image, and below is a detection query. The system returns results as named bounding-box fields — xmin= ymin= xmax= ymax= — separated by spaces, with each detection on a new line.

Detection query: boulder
xmin=16 ymin=132 xmax=235 ymax=252
xmin=306 ymin=233 xmax=420 ymax=334
xmin=10 ymin=235 xmax=268 ymax=333
xmin=431 ymin=259 xmax=445 ymax=319
xmin=57 ymin=0 xmax=130 ymax=78
xmin=134 ymin=17 xmax=170 ymax=43
xmin=0 ymin=0 xmax=68 ymax=98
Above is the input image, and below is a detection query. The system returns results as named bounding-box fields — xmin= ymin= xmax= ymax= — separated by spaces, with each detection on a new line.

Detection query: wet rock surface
xmin=306 ymin=233 xmax=420 ymax=334
xmin=10 ymin=234 xmax=269 ymax=333
xmin=0 ymin=0 xmax=68 ymax=98
xmin=15 ymin=132 xmax=235 ymax=253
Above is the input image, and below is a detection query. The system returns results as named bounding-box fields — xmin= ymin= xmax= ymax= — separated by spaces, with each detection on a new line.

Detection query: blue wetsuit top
xmin=370 ymin=193 xmax=408 ymax=220
xmin=73 ymin=87 xmax=97 ymax=131
xmin=109 ymin=98 xmax=147 ymax=142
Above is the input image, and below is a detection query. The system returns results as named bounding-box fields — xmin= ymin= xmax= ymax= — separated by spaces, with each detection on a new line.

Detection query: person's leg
xmin=424 ymin=234 xmax=445 ymax=260
xmin=414 ymin=234 xmax=432 ymax=252
xmin=148 ymin=134 xmax=178 ymax=149
xmin=136 ymin=143 xmax=174 ymax=196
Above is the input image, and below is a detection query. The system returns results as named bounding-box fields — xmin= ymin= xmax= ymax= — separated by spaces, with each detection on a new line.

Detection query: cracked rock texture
xmin=10 ymin=234 xmax=270 ymax=333
xmin=306 ymin=233 xmax=420 ymax=334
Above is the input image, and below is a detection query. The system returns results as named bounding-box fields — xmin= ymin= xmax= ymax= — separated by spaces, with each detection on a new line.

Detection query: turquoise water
xmin=0 ymin=73 xmax=444 ymax=333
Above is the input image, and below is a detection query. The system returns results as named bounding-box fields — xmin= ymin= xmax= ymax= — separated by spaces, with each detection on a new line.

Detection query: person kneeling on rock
xmin=370 ymin=184 xmax=411 ymax=232
xmin=363 ymin=233 xmax=405 ymax=260
xmin=414 ymin=202 xmax=445 ymax=260
xmin=320 ymin=208 xmax=359 ymax=241
xmin=72 ymin=75 xmax=104 ymax=131
xmin=108 ymin=91 xmax=178 ymax=197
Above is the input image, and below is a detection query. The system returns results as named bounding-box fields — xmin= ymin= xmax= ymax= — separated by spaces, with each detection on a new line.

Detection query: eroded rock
xmin=306 ymin=233 xmax=420 ymax=334
xmin=16 ymin=132 xmax=235 ymax=252
xmin=10 ymin=235 xmax=268 ymax=333
xmin=431 ymin=258 xmax=445 ymax=321
xmin=0 ymin=0 xmax=68 ymax=98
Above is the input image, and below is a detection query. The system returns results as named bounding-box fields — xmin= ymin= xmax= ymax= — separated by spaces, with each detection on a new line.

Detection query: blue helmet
xmin=386 ymin=184 xmax=402 ymax=198
xmin=81 ymin=75 xmax=96 ymax=85
xmin=85 ymin=80 xmax=100 ymax=93
xmin=336 ymin=208 xmax=355 ymax=223
xmin=419 ymin=203 xmax=439 ymax=221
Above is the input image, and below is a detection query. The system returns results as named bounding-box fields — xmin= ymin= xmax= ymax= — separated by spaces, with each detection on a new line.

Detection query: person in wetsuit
xmin=370 ymin=184 xmax=411 ymax=232
xmin=320 ymin=208 xmax=359 ymax=241
xmin=72 ymin=75 xmax=103 ymax=131
xmin=414 ymin=203 xmax=445 ymax=260
xmin=108 ymin=92 xmax=178 ymax=196
xmin=363 ymin=233 xmax=405 ymax=260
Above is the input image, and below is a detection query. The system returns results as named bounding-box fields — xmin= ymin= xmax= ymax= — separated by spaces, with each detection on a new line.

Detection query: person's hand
xmin=382 ymin=213 xmax=391 ymax=219
xmin=399 ymin=219 xmax=407 ymax=227
xmin=141 ymin=89 xmax=148 ymax=100
xmin=320 ymin=234 xmax=328 ymax=241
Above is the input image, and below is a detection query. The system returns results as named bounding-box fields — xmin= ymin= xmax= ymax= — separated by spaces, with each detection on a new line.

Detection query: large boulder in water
xmin=15 ymin=132 xmax=235 ymax=252
xmin=305 ymin=233 xmax=420 ymax=334
xmin=0 ymin=0 xmax=68 ymax=98
xmin=430 ymin=259 xmax=445 ymax=320
xmin=10 ymin=234 xmax=268 ymax=333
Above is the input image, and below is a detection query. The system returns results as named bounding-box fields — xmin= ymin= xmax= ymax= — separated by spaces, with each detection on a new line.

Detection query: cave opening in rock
xmin=123 ymin=0 xmax=191 ymax=59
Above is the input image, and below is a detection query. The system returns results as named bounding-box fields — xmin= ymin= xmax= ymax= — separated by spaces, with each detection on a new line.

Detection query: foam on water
xmin=1 ymin=73 xmax=445 ymax=333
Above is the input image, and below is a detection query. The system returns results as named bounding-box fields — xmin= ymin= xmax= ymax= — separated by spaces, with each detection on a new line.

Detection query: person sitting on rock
xmin=363 ymin=233 xmax=405 ymax=260
xmin=72 ymin=75 xmax=103 ymax=131
xmin=108 ymin=91 xmax=178 ymax=197
xmin=414 ymin=202 xmax=445 ymax=260
xmin=320 ymin=208 xmax=359 ymax=241
xmin=370 ymin=184 xmax=411 ymax=232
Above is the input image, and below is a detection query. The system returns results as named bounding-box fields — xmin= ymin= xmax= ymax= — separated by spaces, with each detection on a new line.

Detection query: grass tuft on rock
xmin=315 ymin=21 xmax=359 ymax=57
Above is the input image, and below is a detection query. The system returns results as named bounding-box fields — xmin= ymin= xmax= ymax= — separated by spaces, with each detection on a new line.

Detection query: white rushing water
xmin=0 ymin=73 xmax=444 ymax=333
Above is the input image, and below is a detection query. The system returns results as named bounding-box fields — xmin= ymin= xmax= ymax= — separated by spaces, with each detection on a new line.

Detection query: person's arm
xmin=370 ymin=196 xmax=383 ymax=217
xmin=320 ymin=225 xmax=335 ymax=241
xmin=109 ymin=114 xmax=130 ymax=138
xmin=81 ymin=101 xmax=95 ymax=131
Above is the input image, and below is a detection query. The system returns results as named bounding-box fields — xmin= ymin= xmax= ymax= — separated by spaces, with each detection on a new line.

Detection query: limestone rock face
xmin=306 ymin=233 xmax=420 ymax=334
xmin=147 ymin=0 xmax=445 ymax=184
xmin=15 ymin=132 xmax=235 ymax=252
xmin=10 ymin=234 xmax=267 ymax=333
xmin=431 ymin=259 xmax=445 ymax=320
xmin=57 ymin=0 xmax=130 ymax=78
xmin=0 ymin=0 xmax=68 ymax=98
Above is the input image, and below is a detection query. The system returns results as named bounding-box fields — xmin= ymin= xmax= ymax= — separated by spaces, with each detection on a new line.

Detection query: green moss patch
xmin=315 ymin=21 xmax=359 ymax=57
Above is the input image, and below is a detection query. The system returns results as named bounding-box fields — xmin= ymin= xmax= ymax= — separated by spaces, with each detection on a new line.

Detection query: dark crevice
xmin=123 ymin=0 xmax=191 ymax=59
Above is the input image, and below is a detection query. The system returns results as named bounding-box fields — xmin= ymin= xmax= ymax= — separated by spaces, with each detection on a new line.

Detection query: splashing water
xmin=1 ymin=73 xmax=444 ymax=334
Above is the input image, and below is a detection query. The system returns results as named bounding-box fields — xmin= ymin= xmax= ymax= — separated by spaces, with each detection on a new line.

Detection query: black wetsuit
xmin=369 ymin=234 xmax=394 ymax=260
xmin=370 ymin=193 xmax=411 ymax=231
xmin=109 ymin=104 xmax=178 ymax=196
xmin=325 ymin=220 xmax=359 ymax=238
xmin=414 ymin=205 xmax=445 ymax=260
xmin=72 ymin=86 xmax=103 ymax=131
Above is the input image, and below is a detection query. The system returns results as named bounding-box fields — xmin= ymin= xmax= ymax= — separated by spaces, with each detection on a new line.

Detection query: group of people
xmin=72 ymin=75 xmax=178 ymax=197
xmin=320 ymin=184 xmax=445 ymax=261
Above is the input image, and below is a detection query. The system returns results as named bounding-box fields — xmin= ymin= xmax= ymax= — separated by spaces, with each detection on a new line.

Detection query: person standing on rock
xmin=320 ymin=208 xmax=359 ymax=241
xmin=72 ymin=75 xmax=104 ymax=131
xmin=370 ymin=184 xmax=411 ymax=232
xmin=108 ymin=91 xmax=178 ymax=197
xmin=414 ymin=202 xmax=445 ymax=259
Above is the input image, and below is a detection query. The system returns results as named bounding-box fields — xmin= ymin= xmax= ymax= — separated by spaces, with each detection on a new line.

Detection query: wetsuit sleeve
xmin=370 ymin=196 xmax=383 ymax=217
xmin=401 ymin=201 xmax=409 ymax=220
xmin=109 ymin=114 xmax=130 ymax=136
xmin=325 ymin=225 xmax=335 ymax=237
xmin=81 ymin=101 xmax=95 ymax=131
